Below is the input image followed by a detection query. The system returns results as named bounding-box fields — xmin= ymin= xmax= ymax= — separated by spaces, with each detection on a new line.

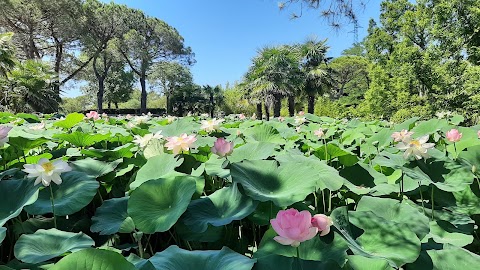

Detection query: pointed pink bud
xmin=446 ymin=129 xmax=462 ymax=142
xmin=211 ymin=138 xmax=234 ymax=157
xmin=311 ymin=214 xmax=333 ymax=236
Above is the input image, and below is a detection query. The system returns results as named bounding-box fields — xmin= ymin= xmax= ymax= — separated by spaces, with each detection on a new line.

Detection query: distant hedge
xmin=83 ymin=108 xmax=167 ymax=115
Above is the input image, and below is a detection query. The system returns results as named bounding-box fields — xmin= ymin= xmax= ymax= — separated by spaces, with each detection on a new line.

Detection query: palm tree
xmin=243 ymin=45 xmax=301 ymax=119
xmin=0 ymin=32 xmax=16 ymax=78
xmin=297 ymin=38 xmax=334 ymax=114
xmin=202 ymin=85 xmax=223 ymax=118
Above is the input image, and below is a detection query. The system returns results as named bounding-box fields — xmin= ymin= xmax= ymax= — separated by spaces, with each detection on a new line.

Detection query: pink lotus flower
xmin=165 ymin=133 xmax=197 ymax=155
xmin=211 ymin=138 xmax=234 ymax=157
xmin=311 ymin=214 xmax=333 ymax=236
xmin=478 ymin=130 xmax=480 ymax=139
xmin=239 ymin=114 xmax=246 ymax=120
xmin=446 ymin=129 xmax=462 ymax=142
xmin=391 ymin=129 xmax=414 ymax=142
xmin=278 ymin=116 xmax=285 ymax=122
xmin=298 ymin=111 xmax=305 ymax=116
xmin=314 ymin=128 xmax=324 ymax=138
xmin=270 ymin=209 xmax=318 ymax=247
xmin=0 ymin=125 xmax=13 ymax=146
xmin=86 ymin=111 xmax=100 ymax=120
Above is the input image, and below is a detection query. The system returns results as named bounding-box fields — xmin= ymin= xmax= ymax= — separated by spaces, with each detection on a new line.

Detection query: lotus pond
xmin=0 ymin=111 xmax=479 ymax=269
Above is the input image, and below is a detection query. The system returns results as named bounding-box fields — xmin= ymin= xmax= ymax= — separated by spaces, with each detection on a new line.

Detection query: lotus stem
xmin=431 ymin=187 xmax=435 ymax=221
xmin=418 ymin=182 xmax=426 ymax=215
xmin=49 ymin=185 xmax=57 ymax=229
xmin=296 ymin=246 xmax=303 ymax=270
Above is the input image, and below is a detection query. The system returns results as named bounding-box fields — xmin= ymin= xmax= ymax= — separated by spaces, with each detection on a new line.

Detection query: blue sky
xmin=66 ymin=0 xmax=382 ymax=97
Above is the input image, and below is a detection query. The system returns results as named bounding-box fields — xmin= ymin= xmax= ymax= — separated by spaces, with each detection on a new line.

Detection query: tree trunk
xmin=115 ymin=102 xmax=119 ymax=109
xmin=209 ymin=93 xmax=214 ymax=118
xmin=166 ymin=93 xmax=172 ymax=115
xmin=308 ymin=93 xmax=315 ymax=114
xmin=288 ymin=96 xmax=295 ymax=116
xmin=256 ymin=103 xmax=262 ymax=120
xmin=140 ymin=76 xmax=147 ymax=113
xmin=273 ymin=95 xmax=281 ymax=117
xmin=108 ymin=102 xmax=111 ymax=109
xmin=264 ymin=102 xmax=270 ymax=121
xmin=97 ymin=77 xmax=105 ymax=113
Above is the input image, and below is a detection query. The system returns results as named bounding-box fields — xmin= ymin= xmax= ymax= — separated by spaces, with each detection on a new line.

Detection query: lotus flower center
xmin=410 ymin=140 xmax=421 ymax=147
xmin=41 ymin=162 xmax=54 ymax=173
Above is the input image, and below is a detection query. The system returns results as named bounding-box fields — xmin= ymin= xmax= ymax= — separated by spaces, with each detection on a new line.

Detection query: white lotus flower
xmin=133 ymin=131 xmax=163 ymax=148
xmin=23 ymin=158 xmax=72 ymax=186
xmin=134 ymin=115 xmax=150 ymax=124
xmin=396 ymin=135 xmax=435 ymax=160
xmin=29 ymin=121 xmax=46 ymax=130
xmin=167 ymin=116 xmax=176 ymax=123
xmin=294 ymin=117 xmax=306 ymax=125
xmin=200 ymin=118 xmax=224 ymax=132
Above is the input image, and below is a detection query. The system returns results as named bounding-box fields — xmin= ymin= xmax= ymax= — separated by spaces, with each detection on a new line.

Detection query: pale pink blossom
xmin=126 ymin=114 xmax=133 ymax=120
xmin=211 ymin=138 xmax=234 ymax=157
xmin=478 ymin=130 xmax=480 ymax=139
xmin=201 ymin=118 xmax=224 ymax=133
xmin=294 ymin=117 xmax=306 ymax=125
xmin=0 ymin=125 xmax=13 ymax=146
xmin=396 ymin=135 xmax=435 ymax=160
xmin=278 ymin=116 xmax=285 ymax=122
xmin=29 ymin=121 xmax=46 ymax=131
xmin=165 ymin=133 xmax=197 ymax=155
xmin=391 ymin=129 xmax=414 ymax=142
xmin=133 ymin=131 xmax=163 ymax=148
xmin=239 ymin=114 xmax=246 ymax=120
xmin=22 ymin=158 xmax=72 ymax=186
xmin=85 ymin=111 xmax=100 ymax=121
xmin=446 ymin=129 xmax=462 ymax=142
xmin=270 ymin=209 xmax=318 ymax=247
xmin=298 ymin=111 xmax=305 ymax=116
xmin=314 ymin=128 xmax=324 ymax=138
xmin=311 ymin=214 xmax=333 ymax=236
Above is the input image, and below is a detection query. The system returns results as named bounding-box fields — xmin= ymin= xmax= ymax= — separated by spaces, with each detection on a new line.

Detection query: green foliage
xmin=0 ymin=113 xmax=479 ymax=268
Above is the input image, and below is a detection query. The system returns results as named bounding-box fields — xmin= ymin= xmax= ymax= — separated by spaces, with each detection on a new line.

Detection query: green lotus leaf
xmin=147 ymin=245 xmax=256 ymax=270
xmin=128 ymin=176 xmax=196 ymax=233
xmin=91 ymin=197 xmax=135 ymax=235
xmin=14 ymin=228 xmax=94 ymax=264
xmin=0 ymin=179 xmax=39 ymax=226
xmin=25 ymin=171 xmax=99 ymax=216
xmin=49 ymin=248 xmax=136 ymax=270
xmin=130 ymin=154 xmax=183 ymax=190
xmin=182 ymin=184 xmax=258 ymax=233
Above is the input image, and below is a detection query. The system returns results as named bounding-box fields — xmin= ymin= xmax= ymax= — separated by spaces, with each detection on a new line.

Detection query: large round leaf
xmin=54 ymin=132 xmax=111 ymax=147
xmin=332 ymin=206 xmax=421 ymax=268
xmin=256 ymin=228 xmax=348 ymax=266
xmin=25 ymin=171 xmax=99 ymax=216
xmin=231 ymin=159 xmax=326 ymax=207
xmin=128 ymin=176 xmax=196 ymax=233
xmin=14 ymin=229 xmax=94 ymax=264
xmin=130 ymin=154 xmax=183 ymax=190
xmin=147 ymin=245 xmax=256 ymax=270
xmin=182 ymin=184 xmax=258 ymax=233
xmin=346 ymin=255 xmax=394 ymax=270
xmin=243 ymin=124 xmax=285 ymax=144
xmin=53 ymin=113 xmax=85 ymax=129
xmin=0 ymin=179 xmax=38 ymax=226
xmin=355 ymin=196 xmax=430 ymax=239
xmin=91 ymin=197 xmax=135 ymax=235
xmin=50 ymin=248 xmax=136 ymax=270
xmin=254 ymin=254 xmax=340 ymax=270
xmin=228 ymin=142 xmax=277 ymax=163
xmin=70 ymin=158 xmax=122 ymax=178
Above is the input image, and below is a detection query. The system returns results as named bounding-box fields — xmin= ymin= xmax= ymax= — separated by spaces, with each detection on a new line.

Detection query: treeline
xmin=0 ymin=0 xmax=193 ymax=113
xmin=222 ymin=0 xmax=480 ymax=123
